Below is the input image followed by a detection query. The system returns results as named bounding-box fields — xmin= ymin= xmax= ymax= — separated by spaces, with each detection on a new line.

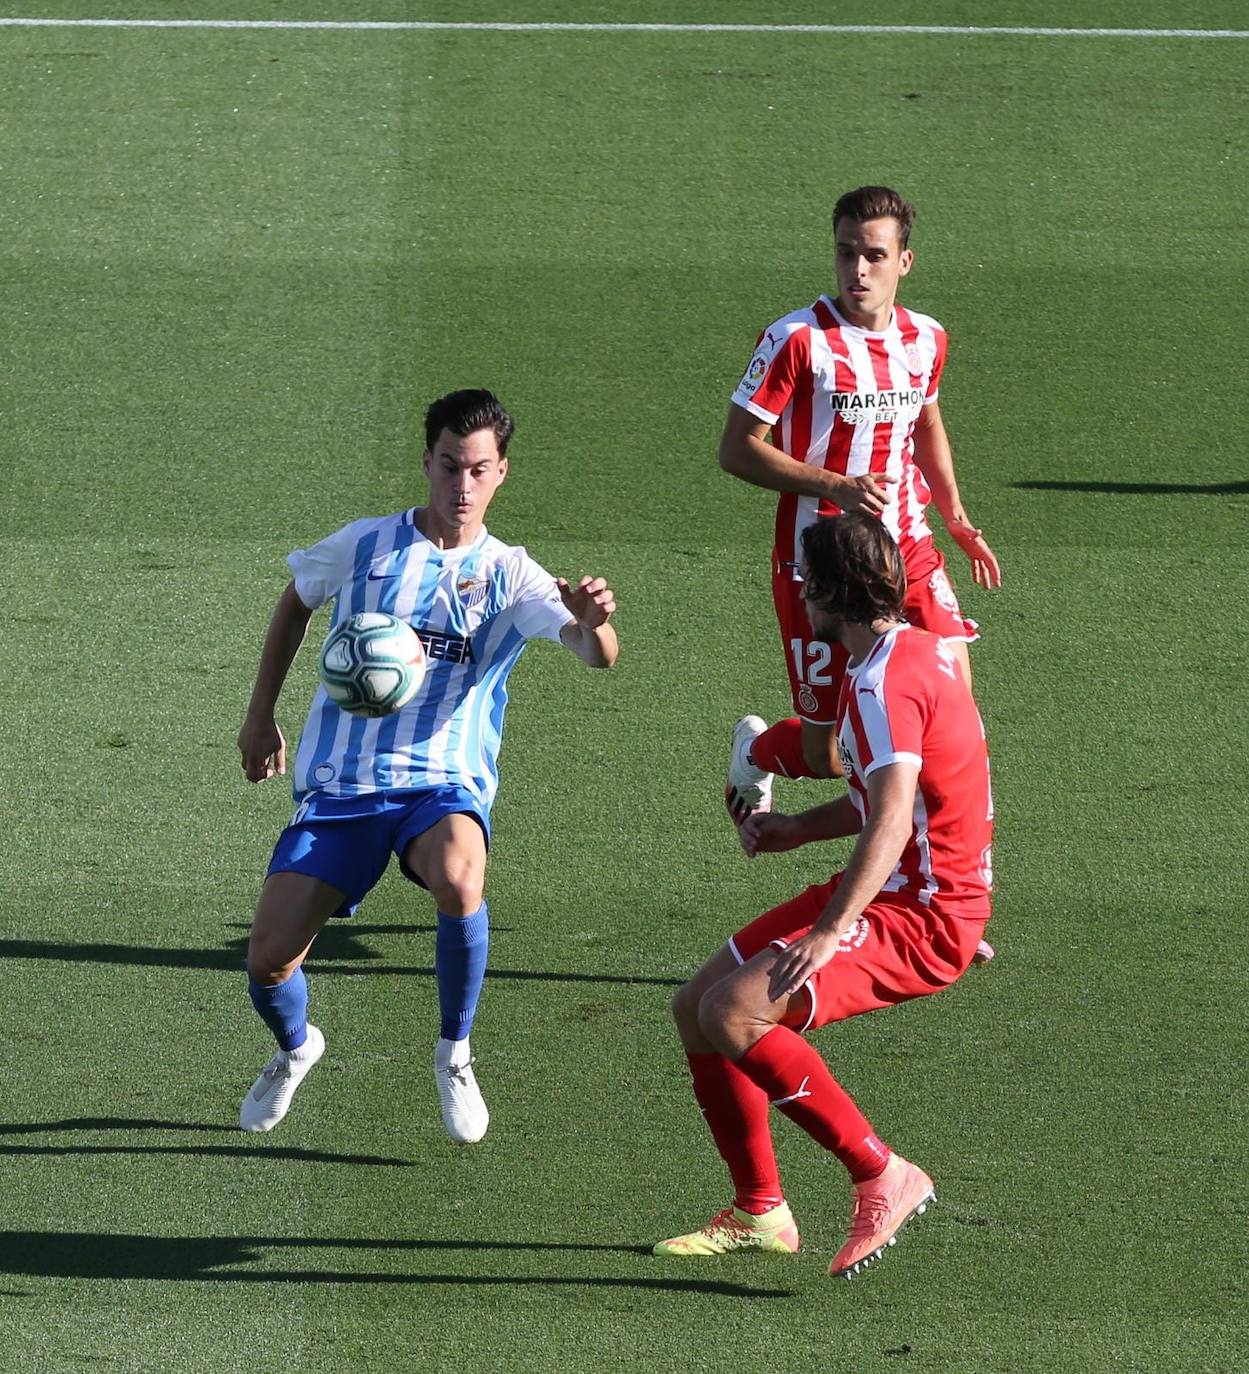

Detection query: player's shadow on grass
xmin=1012 ymin=479 xmax=1249 ymax=495
xmin=0 ymin=926 xmax=682 ymax=987
xmin=0 ymin=1118 xmax=411 ymax=1167
xmin=0 ymin=1232 xmax=791 ymax=1299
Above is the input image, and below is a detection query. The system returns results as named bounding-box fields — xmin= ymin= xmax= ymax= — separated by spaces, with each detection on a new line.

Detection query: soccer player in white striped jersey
xmin=235 ymin=389 xmax=618 ymax=1143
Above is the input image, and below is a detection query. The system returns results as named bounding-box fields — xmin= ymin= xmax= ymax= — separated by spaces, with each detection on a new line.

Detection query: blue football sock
xmin=435 ymin=904 xmax=489 ymax=1041
xmin=248 ymin=969 xmax=309 ymax=1052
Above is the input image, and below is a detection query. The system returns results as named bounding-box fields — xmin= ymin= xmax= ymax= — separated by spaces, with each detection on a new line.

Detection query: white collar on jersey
xmin=845 ymin=622 xmax=910 ymax=677
xmin=821 ymin=293 xmax=898 ymax=339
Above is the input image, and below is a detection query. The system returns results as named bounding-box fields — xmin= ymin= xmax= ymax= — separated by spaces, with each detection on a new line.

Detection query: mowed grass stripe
xmin=0 ymin=17 xmax=1248 ymax=37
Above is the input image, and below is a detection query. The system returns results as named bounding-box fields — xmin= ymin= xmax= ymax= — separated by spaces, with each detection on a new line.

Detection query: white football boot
xmin=434 ymin=1036 xmax=489 ymax=1144
xmin=725 ymin=715 xmax=774 ymax=835
xmin=239 ymin=1024 xmax=325 ymax=1133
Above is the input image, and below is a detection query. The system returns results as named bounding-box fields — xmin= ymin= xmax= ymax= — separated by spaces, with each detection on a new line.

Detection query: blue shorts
xmin=266 ymin=786 xmax=490 ymax=917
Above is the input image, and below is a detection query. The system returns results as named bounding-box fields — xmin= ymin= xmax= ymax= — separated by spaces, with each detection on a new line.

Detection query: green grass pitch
xmin=0 ymin=3 xmax=1246 ymax=1371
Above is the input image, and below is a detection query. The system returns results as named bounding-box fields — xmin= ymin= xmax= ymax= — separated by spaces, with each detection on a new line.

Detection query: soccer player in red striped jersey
xmin=654 ymin=513 xmax=994 ymax=1279
xmin=720 ymin=186 xmax=1001 ymax=822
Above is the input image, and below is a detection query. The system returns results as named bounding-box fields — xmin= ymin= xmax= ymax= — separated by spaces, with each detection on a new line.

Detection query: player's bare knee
xmin=698 ymin=989 xmax=768 ymax=1060
xmin=430 ymin=875 xmax=484 ymax=917
xmin=695 ymin=981 xmax=742 ymax=1042
xmin=247 ymin=939 xmax=299 ymax=986
xmin=671 ymin=980 xmax=703 ymax=1035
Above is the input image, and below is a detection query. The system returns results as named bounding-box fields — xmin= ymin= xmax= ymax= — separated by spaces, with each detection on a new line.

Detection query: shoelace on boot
xmin=847 ymin=1190 xmax=892 ymax=1237
xmin=701 ymin=1209 xmax=753 ymax=1243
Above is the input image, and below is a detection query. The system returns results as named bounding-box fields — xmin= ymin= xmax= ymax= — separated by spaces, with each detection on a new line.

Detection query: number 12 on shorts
xmin=791 ymin=638 xmax=835 ymax=685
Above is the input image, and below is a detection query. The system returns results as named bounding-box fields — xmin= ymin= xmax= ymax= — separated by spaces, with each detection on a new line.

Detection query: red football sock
xmin=748 ymin=718 xmax=812 ymax=780
xmin=686 ymin=1052 xmax=785 ymax=1215
xmin=737 ymin=1027 xmax=890 ymax=1183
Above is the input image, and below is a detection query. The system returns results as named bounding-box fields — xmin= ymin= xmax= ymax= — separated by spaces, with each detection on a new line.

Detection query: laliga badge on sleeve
xmin=740 ymin=353 xmax=768 ymax=394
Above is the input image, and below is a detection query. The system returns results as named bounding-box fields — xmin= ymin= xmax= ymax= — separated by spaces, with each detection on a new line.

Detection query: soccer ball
xmin=318 ymin=612 xmax=427 ymax=717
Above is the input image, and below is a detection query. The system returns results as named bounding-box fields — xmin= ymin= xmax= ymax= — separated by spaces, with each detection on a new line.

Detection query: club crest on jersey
xmin=904 ymin=342 xmax=924 ymax=375
xmin=798 ymin=685 xmax=820 ymax=716
xmin=455 ymin=575 xmax=489 ymax=610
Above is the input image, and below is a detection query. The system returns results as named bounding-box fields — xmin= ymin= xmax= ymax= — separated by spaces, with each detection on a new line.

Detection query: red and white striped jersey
xmin=836 ymin=625 xmax=993 ymax=912
xmin=731 ymin=294 xmax=947 ymax=579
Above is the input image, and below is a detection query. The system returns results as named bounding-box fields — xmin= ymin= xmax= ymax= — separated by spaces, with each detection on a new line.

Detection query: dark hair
xmin=833 ymin=186 xmax=916 ymax=248
xmin=423 ymin=389 xmax=515 ymax=455
xmin=800 ymin=513 xmax=907 ymax=626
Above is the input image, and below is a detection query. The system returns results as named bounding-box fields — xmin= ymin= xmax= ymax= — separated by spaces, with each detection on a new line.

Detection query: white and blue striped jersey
xmin=287 ymin=508 xmax=573 ymax=808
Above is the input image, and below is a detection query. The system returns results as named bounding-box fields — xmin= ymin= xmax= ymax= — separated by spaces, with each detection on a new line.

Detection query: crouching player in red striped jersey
xmin=654 ymin=512 xmax=994 ymax=1280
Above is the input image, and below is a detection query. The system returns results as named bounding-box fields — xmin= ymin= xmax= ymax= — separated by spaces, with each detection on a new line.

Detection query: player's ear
xmin=898 ymin=247 xmax=914 ymax=277
xmin=496 ymin=455 xmax=509 ymax=483
xmin=421 ymin=449 xmax=432 ymax=476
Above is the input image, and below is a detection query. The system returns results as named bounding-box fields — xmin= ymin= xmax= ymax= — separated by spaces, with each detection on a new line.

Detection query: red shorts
xmin=729 ymin=873 xmax=989 ymax=1032
xmin=772 ymin=538 xmax=978 ymax=722
xmin=902 ymin=539 xmax=980 ymax=648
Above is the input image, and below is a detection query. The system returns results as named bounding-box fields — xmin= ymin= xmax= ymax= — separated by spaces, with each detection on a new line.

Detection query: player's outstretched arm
xmin=740 ymin=794 xmax=862 ymax=858
xmin=911 ymin=402 xmax=1002 ymax=589
xmin=719 ymin=403 xmax=897 ymax=514
xmin=557 ymin=575 xmax=619 ymax=669
xmin=237 ymin=581 xmax=315 ymax=782
xmin=766 ymin=763 xmax=917 ymax=1001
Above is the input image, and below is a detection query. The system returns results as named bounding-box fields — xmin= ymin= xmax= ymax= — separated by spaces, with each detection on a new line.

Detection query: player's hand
xmin=237 ymin=716 xmax=287 ymax=783
xmin=739 ymin=811 xmax=806 ymax=859
xmin=557 ymin=575 xmax=616 ymax=629
xmin=766 ymin=928 xmax=842 ymax=1002
xmin=945 ymin=517 xmax=1002 ymax=589
xmin=834 ymin=471 xmax=897 ymax=517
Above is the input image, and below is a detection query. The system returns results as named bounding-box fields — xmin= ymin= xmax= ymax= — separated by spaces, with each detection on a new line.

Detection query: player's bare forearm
xmin=237 ymin=583 xmax=314 ymax=780
xmin=720 ymin=404 xmax=895 ymax=511
xmin=561 ymin=621 xmax=619 ymax=669
xmin=790 ymin=794 xmax=863 ymax=845
xmin=765 ymin=810 xmax=908 ymax=1002
xmin=720 ymin=428 xmax=839 ymax=500
xmin=911 ymin=403 xmax=966 ymax=523
xmin=740 ymin=794 xmax=861 ymax=858
xmin=557 ymin=577 xmax=619 ymax=668
xmin=796 ymin=796 xmax=862 ymax=835
xmin=243 ymin=582 xmax=314 ymax=721
xmin=765 ymin=763 xmax=917 ymax=1001
xmin=237 ymin=621 xmax=310 ymax=777
xmin=912 ymin=404 xmax=1002 ymax=588
xmin=818 ymin=765 xmax=917 ymax=933
xmin=815 ymin=810 xmax=911 ymax=938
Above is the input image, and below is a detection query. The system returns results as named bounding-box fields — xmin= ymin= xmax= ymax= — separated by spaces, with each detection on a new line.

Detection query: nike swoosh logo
xmin=366 ymin=568 xmax=402 ymax=580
